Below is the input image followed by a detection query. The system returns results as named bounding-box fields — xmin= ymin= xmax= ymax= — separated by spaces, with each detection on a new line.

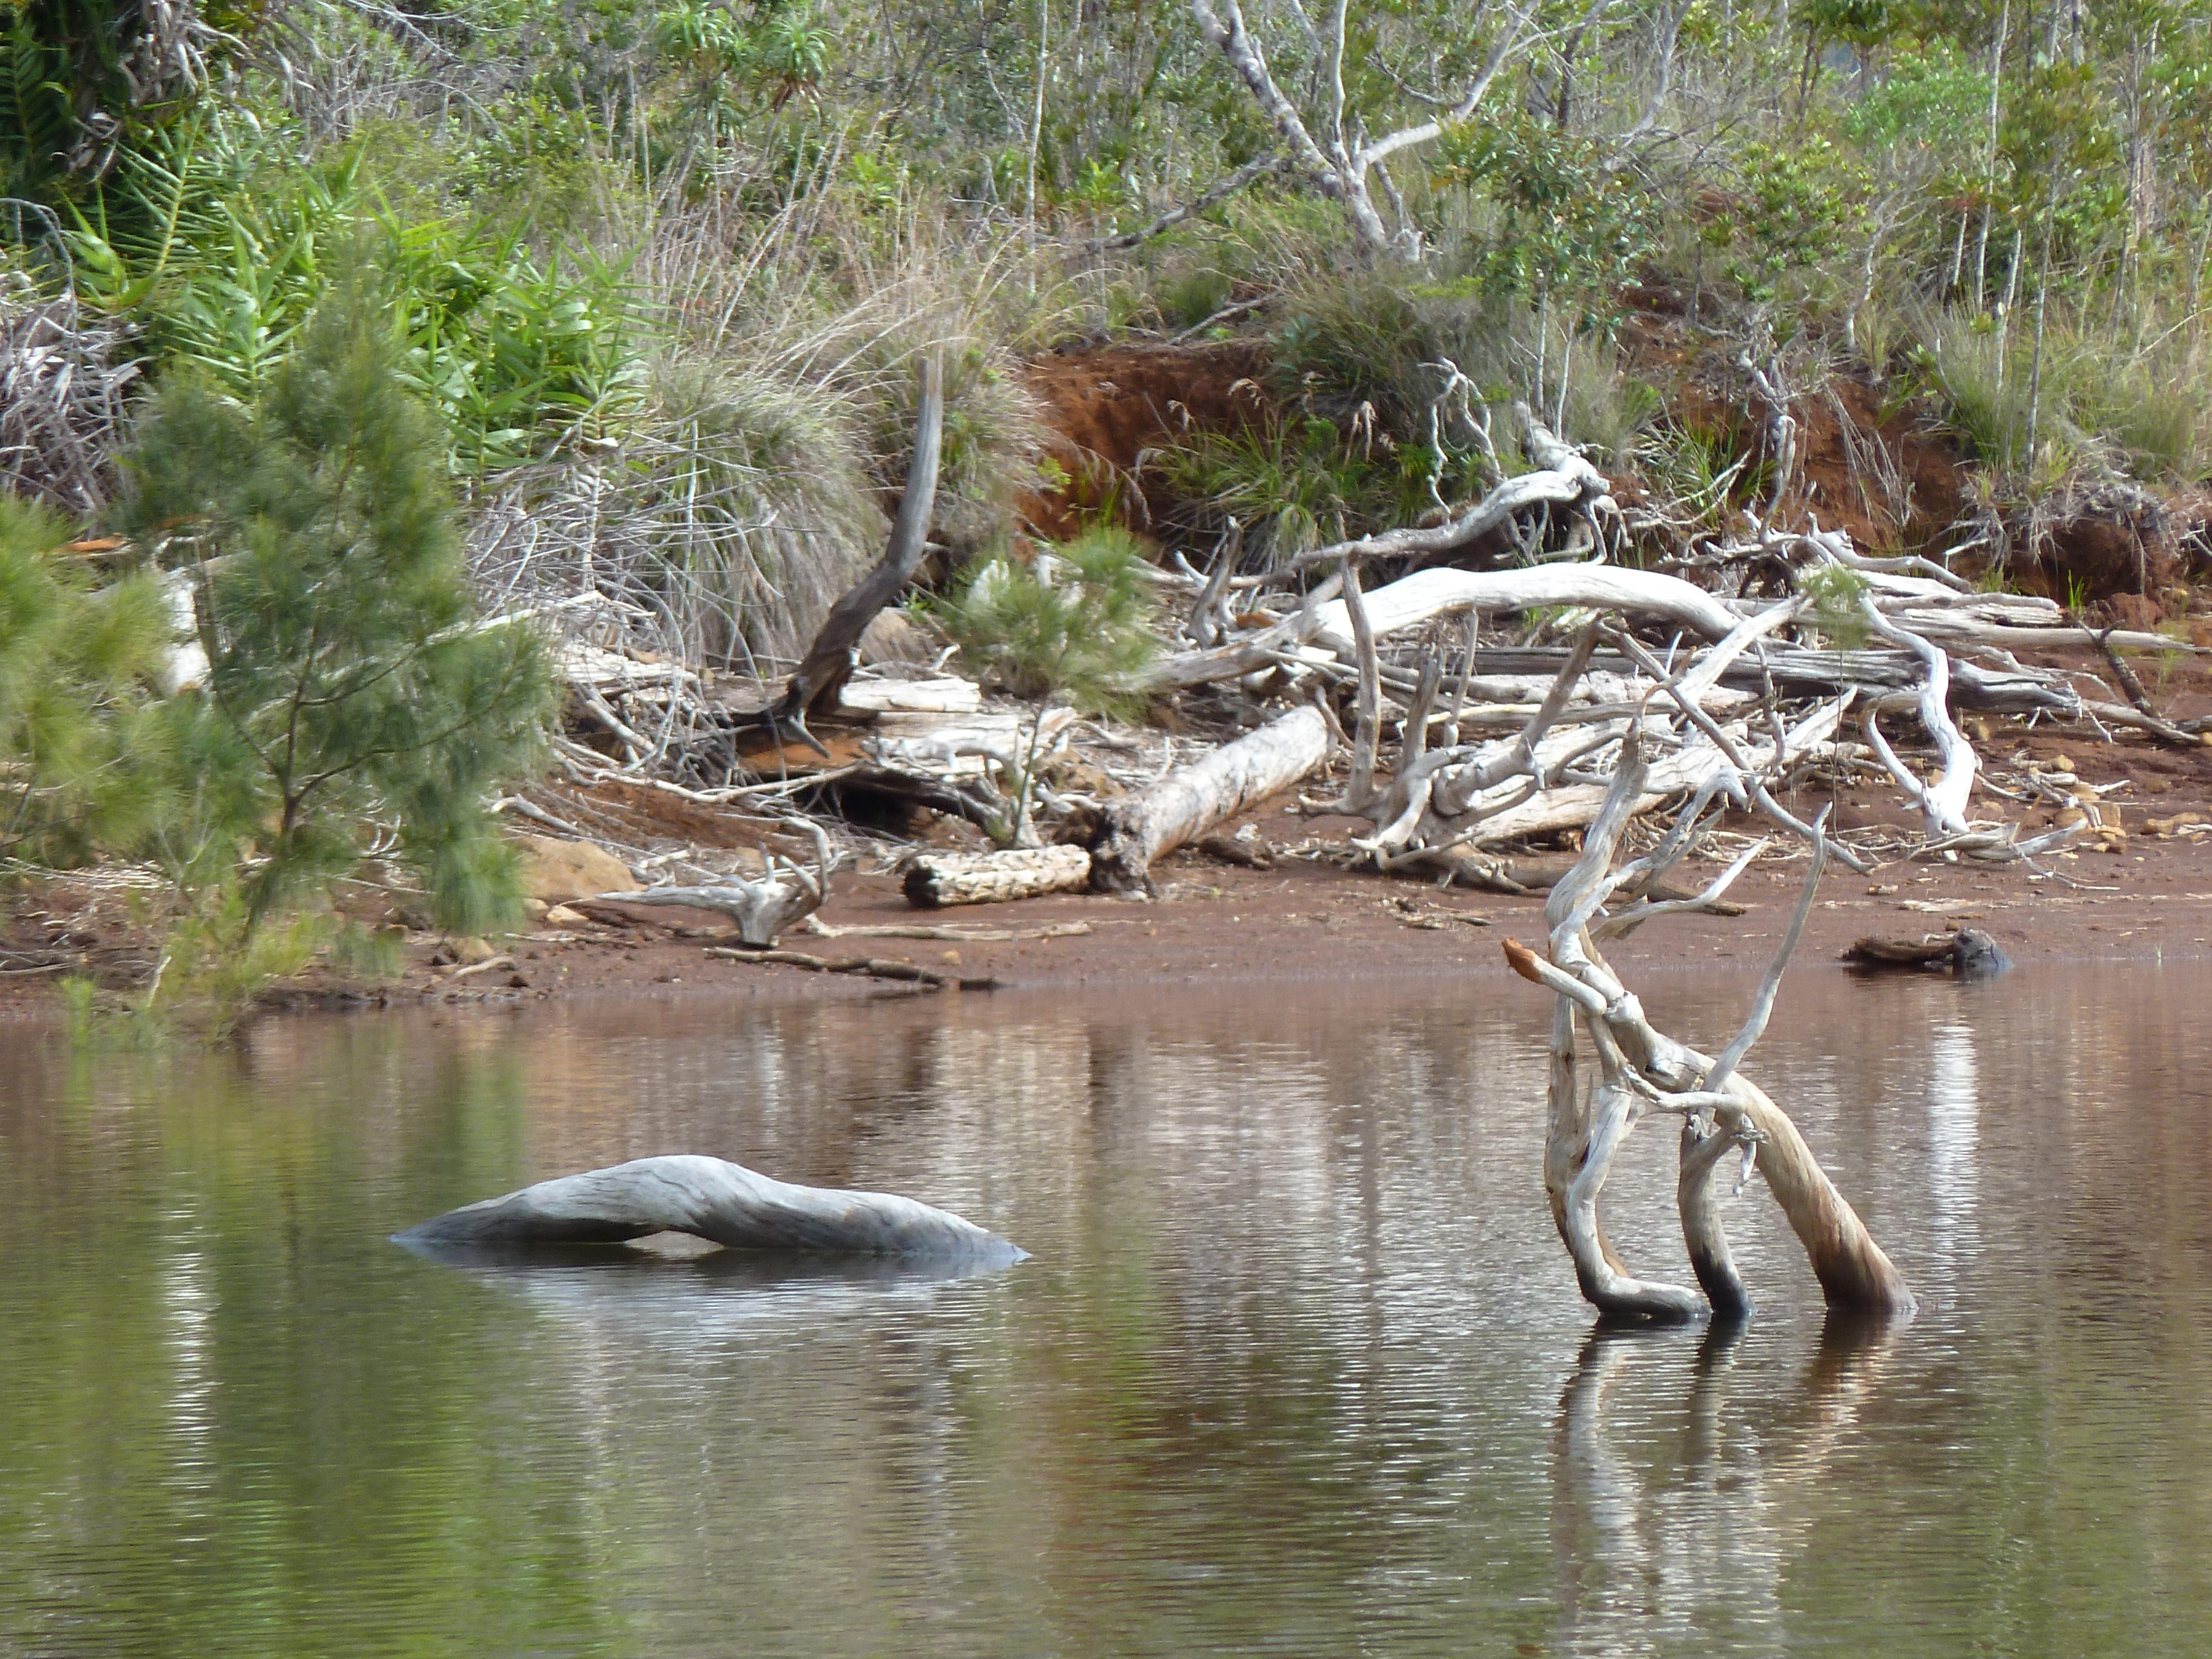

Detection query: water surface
xmin=4 ymin=964 xmax=2209 ymax=1657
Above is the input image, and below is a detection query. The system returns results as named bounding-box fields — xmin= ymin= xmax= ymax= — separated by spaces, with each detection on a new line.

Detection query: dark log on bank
xmin=393 ymin=1155 xmax=1025 ymax=1263
xmin=1842 ymin=928 xmax=2012 ymax=979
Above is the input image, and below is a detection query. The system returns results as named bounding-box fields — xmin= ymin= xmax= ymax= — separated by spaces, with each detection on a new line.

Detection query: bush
xmin=0 ymin=494 xmax=175 ymax=865
xmin=937 ymin=526 xmax=1160 ymax=844
xmin=939 ymin=526 xmax=1159 ymax=708
xmin=120 ymin=276 xmax=555 ymax=931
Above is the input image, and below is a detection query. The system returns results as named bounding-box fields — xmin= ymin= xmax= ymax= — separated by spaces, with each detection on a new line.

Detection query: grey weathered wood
xmin=1088 ymin=705 xmax=1329 ymax=893
xmin=597 ymin=874 xmax=826 ymax=947
xmin=394 ymin=1155 xmax=1025 ymax=1263
xmin=771 ymin=357 xmax=945 ymax=742
xmin=904 ymin=844 xmax=1092 ymax=907
xmin=1505 ymin=739 xmax=1916 ymax=1322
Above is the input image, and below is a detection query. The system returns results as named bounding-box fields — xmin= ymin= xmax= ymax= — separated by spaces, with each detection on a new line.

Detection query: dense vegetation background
xmin=4 ymin=0 xmax=2210 ymax=1012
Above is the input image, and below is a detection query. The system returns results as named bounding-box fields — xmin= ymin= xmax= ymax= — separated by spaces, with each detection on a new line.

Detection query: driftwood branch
xmin=772 ymin=357 xmax=945 ymax=745
xmin=598 ymin=823 xmax=842 ymax=947
xmin=1504 ymin=739 xmax=1914 ymax=1323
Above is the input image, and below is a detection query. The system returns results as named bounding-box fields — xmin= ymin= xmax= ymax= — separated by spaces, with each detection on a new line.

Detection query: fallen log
xmin=1842 ymin=929 xmax=2011 ymax=979
xmin=1307 ymin=564 xmax=1743 ymax=655
xmin=393 ymin=1155 xmax=1025 ymax=1262
xmin=1088 ymin=705 xmax=1331 ymax=893
xmin=904 ymin=845 xmax=1093 ymax=906
xmin=804 ymin=916 xmax=1092 ymax=942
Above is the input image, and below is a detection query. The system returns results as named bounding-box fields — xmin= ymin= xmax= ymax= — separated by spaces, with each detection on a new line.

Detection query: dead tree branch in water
xmin=1503 ymin=737 xmax=1916 ymax=1323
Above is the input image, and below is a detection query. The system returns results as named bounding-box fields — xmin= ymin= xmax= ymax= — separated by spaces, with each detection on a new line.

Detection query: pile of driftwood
xmin=509 ymin=369 xmax=2204 ymax=945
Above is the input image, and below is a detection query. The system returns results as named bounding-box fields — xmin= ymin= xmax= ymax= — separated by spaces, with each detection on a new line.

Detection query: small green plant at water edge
xmin=142 ymin=884 xmax=327 ymax=1042
xmin=937 ymin=528 xmax=1159 ymax=844
xmin=120 ymin=274 xmax=557 ymax=938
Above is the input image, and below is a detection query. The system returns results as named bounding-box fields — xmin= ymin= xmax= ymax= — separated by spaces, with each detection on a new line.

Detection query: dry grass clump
xmin=1 ymin=279 xmax=139 ymax=515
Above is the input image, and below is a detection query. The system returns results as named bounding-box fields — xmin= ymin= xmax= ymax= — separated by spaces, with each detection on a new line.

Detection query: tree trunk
xmin=773 ymin=358 xmax=945 ymax=738
xmin=1089 ymin=706 xmax=1329 ymax=892
xmin=394 ymin=1155 xmax=1024 ymax=1262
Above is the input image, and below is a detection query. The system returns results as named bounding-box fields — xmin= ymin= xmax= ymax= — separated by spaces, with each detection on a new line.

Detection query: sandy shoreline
xmin=11 ymin=684 xmax=2212 ymax=1020
xmin=252 ymin=800 xmax=2212 ymax=1014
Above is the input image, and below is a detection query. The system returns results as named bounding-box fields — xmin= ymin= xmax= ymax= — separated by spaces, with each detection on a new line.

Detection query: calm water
xmin=4 ymin=963 xmax=2211 ymax=1658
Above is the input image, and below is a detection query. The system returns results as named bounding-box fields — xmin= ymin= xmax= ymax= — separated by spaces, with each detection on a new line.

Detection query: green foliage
xmin=938 ymin=526 xmax=1159 ymax=846
xmin=144 ymin=883 xmax=325 ymax=1041
xmin=1709 ymin=140 xmax=1867 ymax=305
xmin=1637 ymin=419 xmax=1757 ymax=527
xmin=0 ymin=0 xmax=248 ymax=205
xmin=1844 ymin=39 xmax=1989 ymax=155
xmin=940 ymin=528 xmax=1159 ymax=711
xmin=119 ymin=276 xmax=556 ymax=932
xmin=0 ymin=494 xmax=176 ymax=864
xmin=1432 ymin=116 xmax=1660 ymax=307
xmin=1911 ymin=303 xmax=2212 ymax=487
xmin=1798 ymin=561 xmax=1874 ymax=646
xmin=53 ymin=118 xmax=643 ymax=473
xmin=1159 ymin=266 xmax=1232 ymax=331
xmin=1159 ymin=419 xmax=1376 ymax=564
xmin=385 ymin=221 xmax=645 ymax=472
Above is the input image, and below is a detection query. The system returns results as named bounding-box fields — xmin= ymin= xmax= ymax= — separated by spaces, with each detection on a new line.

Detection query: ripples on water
xmin=4 ymin=964 xmax=2211 ymax=1658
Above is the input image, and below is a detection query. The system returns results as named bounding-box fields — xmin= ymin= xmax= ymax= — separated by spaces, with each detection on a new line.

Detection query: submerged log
xmin=1842 ymin=928 xmax=2012 ymax=979
xmin=1088 ymin=705 xmax=1329 ymax=893
xmin=393 ymin=1155 xmax=1025 ymax=1262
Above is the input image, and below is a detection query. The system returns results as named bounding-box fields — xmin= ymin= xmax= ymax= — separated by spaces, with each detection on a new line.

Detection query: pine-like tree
xmin=122 ymin=275 xmax=555 ymax=933
xmin=0 ymin=494 xmax=175 ymax=864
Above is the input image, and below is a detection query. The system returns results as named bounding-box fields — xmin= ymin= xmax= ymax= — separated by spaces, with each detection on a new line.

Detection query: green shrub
xmin=119 ymin=276 xmax=556 ymax=931
xmin=940 ymin=526 xmax=1159 ymax=709
xmin=937 ymin=526 xmax=1160 ymax=845
xmin=0 ymin=494 xmax=175 ymax=864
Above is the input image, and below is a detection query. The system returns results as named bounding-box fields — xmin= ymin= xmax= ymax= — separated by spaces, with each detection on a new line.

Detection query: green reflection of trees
xmin=0 ymin=1020 xmax=617 ymax=1659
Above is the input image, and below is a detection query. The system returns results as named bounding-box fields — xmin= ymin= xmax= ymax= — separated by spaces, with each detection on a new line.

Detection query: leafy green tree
xmin=121 ymin=277 xmax=556 ymax=933
xmin=0 ymin=494 xmax=175 ymax=864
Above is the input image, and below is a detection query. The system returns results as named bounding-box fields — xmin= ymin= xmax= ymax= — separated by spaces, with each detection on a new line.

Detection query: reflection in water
xmin=8 ymin=964 xmax=2212 ymax=1657
xmin=1926 ymin=1022 xmax=1981 ymax=1258
xmin=1552 ymin=1317 xmax=1903 ymax=1656
xmin=406 ymin=1244 xmax=1016 ymax=1343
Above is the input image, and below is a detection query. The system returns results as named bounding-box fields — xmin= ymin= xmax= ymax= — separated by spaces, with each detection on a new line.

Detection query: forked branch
xmin=1506 ymin=746 xmax=1913 ymax=1323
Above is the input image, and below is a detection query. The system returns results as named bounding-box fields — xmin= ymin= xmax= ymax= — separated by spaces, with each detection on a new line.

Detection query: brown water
xmin=3 ymin=964 xmax=2210 ymax=1658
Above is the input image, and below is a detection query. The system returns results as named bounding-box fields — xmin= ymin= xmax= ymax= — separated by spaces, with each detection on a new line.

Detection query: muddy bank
xmin=263 ymin=797 xmax=2212 ymax=1013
